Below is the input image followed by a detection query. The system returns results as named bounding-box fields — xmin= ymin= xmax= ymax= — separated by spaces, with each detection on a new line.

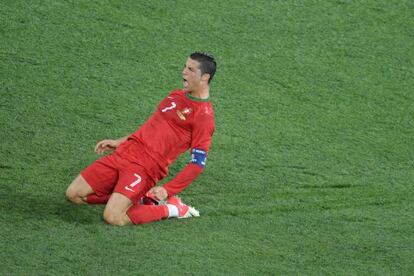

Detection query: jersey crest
xmin=176 ymin=107 xmax=193 ymax=120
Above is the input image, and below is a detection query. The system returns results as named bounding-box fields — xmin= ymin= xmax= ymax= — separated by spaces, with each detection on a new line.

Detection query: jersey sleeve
xmin=190 ymin=111 xmax=215 ymax=152
xmin=163 ymin=109 xmax=215 ymax=197
xmin=162 ymin=163 xmax=204 ymax=197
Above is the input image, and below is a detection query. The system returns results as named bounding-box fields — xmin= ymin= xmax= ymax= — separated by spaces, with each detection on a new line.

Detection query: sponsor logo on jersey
xmin=176 ymin=107 xmax=192 ymax=120
xmin=203 ymin=106 xmax=213 ymax=116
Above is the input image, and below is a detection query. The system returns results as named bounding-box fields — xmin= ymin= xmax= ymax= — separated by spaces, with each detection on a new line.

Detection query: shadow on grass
xmin=0 ymin=184 xmax=104 ymax=224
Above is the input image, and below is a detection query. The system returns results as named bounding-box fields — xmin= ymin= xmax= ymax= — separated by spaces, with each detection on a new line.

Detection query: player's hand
xmin=149 ymin=186 xmax=168 ymax=201
xmin=94 ymin=139 xmax=119 ymax=155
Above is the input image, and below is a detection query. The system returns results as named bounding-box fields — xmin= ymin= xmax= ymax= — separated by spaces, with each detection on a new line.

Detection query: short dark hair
xmin=190 ymin=52 xmax=217 ymax=83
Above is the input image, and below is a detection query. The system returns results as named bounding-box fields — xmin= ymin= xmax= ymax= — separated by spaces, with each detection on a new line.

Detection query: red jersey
xmin=116 ymin=89 xmax=215 ymax=196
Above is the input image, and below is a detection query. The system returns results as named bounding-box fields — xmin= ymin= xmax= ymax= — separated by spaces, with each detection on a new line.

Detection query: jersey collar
xmin=185 ymin=92 xmax=210 ymax=102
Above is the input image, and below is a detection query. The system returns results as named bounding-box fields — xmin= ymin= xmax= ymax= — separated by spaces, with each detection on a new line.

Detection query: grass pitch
xmin=1 ymin=0 xmax=413 ymax=274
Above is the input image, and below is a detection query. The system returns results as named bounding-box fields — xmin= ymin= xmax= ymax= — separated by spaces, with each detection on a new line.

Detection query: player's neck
xmin=188 ymin=86 xmax=209 ymax=100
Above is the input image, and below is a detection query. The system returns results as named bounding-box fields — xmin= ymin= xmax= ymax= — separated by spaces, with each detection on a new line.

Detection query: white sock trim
xmin=167 ymin=204 xmax=179 ymax=218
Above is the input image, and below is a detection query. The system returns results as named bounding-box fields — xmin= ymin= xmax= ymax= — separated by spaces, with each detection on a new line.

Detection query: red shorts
xmin=81 ymin=153 xmax=155 ymax=202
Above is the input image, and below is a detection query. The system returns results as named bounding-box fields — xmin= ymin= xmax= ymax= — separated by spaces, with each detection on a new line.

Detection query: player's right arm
xmin=94 ymin=136 xmax=129 ymax=155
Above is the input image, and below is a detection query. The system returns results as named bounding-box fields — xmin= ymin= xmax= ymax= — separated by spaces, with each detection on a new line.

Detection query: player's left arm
xmin=162 ymin=155 xmax=206 ymax=197
xmin=152 ymin=114 xmax=215 ymax=200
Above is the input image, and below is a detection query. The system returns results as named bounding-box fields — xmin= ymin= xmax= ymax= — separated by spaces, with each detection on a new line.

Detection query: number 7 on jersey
xmin=162 ymin=101 xmax=176 ymax=113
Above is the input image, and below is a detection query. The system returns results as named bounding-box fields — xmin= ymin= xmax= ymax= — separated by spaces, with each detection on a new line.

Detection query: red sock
xmin=86 ymin=194 xmax=111 ymax=204
xmin=127 ymin=204 xmax=169 ymax=225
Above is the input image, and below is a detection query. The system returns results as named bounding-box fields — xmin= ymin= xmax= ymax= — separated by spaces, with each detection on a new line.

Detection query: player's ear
xmin=201 ymin=73 xmax=210 ymax=83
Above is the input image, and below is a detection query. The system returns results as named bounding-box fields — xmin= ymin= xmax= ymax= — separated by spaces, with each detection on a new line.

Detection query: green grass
xmin=1 ymin=0 xmax=413 ymax=274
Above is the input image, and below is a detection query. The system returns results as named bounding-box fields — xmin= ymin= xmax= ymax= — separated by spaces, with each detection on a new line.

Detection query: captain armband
xmin=191 ymin=148 xmax=207 ymax=168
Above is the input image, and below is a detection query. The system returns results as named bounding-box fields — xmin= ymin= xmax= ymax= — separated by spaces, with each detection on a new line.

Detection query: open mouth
xmin=183 ymin=78 xmax=188 ymax=87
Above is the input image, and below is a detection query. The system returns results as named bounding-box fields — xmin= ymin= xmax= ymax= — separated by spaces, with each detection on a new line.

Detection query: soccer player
xmin=65 ymin=52 xmax=216 ymax=226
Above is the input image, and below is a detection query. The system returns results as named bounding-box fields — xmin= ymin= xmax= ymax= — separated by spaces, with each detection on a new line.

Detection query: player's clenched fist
xmin=94 ymin=139 xmax=120 ymax=155
xmin=149 ymin=186 xmax=168 ymax=201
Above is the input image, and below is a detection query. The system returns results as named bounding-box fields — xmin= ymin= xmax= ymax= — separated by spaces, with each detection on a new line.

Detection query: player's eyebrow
xmin=183 ymin=63 xmax=195 ymax=71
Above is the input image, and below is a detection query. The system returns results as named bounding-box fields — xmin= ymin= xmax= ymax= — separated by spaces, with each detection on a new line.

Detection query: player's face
xmin=182 ymin=58 xmax=202 ymax=91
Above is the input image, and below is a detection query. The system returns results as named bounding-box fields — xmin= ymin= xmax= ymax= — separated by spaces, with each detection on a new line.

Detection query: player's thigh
xmin=113 ymin=165 xmax=155 ymax=203
xmin=103 ymin=165 xmax=154 ymax=225
xmin=103 ymin=192 xmax=133 ymax=226
xmin=79 ymin=155 xmax=119 ymax=196
xmin=66 ymin=174 xmax=94 ymax=200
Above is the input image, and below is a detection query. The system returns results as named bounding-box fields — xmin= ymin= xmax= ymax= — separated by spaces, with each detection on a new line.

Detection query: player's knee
xmin=65 ymin=187 xmax=76 ymax=202
xmin=103 ymin=209 xmax=128 ymax=226
xmin=65 ymin=187 xmax=83 ymax=204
